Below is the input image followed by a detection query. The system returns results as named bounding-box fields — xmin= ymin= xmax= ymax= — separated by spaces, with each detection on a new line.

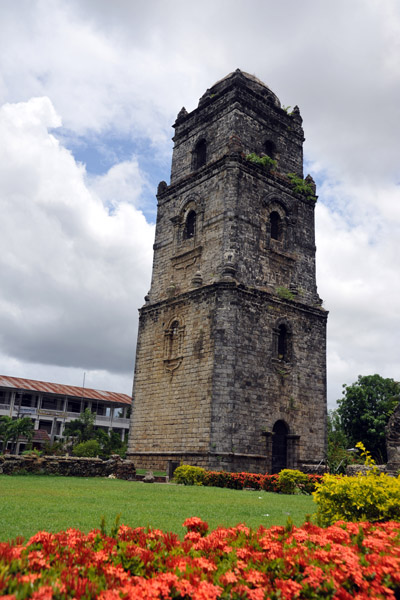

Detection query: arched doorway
xmin=271 ymin=420 xmax=288 ymax=474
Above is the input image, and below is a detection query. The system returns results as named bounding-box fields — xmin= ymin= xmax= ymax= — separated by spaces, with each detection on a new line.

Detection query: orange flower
xmin=31 ymin=586 xmax=54 ymax=600
xmin=183 ymin=517 xmax=209 ymax=536
xmin=274 ymin=578 xmax=302 ymax=598
xmin=219 ymin=571 xmax=238 ymax=586
xmin=192 ymin=580 xmax=222 ymax=600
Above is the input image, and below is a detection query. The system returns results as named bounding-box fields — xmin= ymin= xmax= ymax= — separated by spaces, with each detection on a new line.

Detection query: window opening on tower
xmin=184 ymin=210 xmax=196 ymax=239
xmin=264 ymin=140 xmax=276 ymax=159
xmin=192 ymin=139 xmax=207 ymax=170
xmin=278 ymin=324 xmax=288 ymax=360
xmin=270 ymin=211 xmax=282 ymax=241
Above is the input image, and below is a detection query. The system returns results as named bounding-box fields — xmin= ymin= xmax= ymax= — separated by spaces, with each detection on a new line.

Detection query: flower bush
xmin=203 ymin=470 xmax=267 ymax=490
xmin=1 ymin=518 xmax=400 ymax=599
xmin=183 ymin=468 xmax=322 ymax=495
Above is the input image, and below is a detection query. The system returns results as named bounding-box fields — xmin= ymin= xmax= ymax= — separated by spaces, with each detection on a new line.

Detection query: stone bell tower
xmin=128 ymin=69 xmax=327 ymax=473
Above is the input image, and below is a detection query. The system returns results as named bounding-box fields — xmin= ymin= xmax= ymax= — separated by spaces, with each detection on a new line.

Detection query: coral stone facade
xmin=128 ymin=70 xmax=327 ymax=473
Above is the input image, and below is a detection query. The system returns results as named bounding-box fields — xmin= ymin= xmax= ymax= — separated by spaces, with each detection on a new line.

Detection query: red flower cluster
xmin=203 ymin=471 xmax=322 ymax=494
xmin=1 ymin=519 xmax=400 ymax=599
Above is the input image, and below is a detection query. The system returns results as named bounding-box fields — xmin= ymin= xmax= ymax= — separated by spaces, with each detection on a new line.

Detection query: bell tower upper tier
xmin=148 ymin=69 xmax=321 ymax=307
xmin=170 ymin=69 xmax=304 ymax=185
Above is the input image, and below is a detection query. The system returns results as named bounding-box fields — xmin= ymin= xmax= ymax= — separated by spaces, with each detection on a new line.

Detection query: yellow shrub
xmin=313 ymin=470 xmax=400 ymax=526
xmin=278 ymin=469 xmax=309 ymax=494
xmin=173 ymin=464 xmax=206 ymax=486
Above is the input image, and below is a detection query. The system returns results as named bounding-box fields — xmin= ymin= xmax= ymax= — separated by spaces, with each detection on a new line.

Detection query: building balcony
xmin=0 ymin=405 xmax=129 ymax=429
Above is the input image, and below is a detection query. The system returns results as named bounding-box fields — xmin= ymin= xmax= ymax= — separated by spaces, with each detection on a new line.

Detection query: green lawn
xmin=0 ymin=475 xmax=316 ymax=542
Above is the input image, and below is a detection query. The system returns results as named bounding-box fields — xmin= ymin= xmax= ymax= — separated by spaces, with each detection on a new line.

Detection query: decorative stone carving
xmin=171 ymin=247 xmax=202 ymax=272
xmin=305 ymin=174 xmax=316 ymax=196
xmin=176 ymin=107 xmax=188 ymax=121
xmin=192 ymin=270 xmax=203 ymax=287
xmin=291 ymin=105 xmax=303 ymax=124
xmin=157 ymin=180 xmax=168 ymax=195
xmin=166 ymin=280 xmax=177 ymax=298
xmin=163 ymin=319 xmax=185 ymax=374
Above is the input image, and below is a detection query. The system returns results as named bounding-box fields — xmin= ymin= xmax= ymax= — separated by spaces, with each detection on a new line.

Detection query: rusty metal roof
xmin=0 ymin=375 xmax=132 ymax=405
xmin=33 ymin=429 xmax=51 ymax=442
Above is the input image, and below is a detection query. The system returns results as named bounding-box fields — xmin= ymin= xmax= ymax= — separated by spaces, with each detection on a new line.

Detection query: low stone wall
xmin=346 ymin=464 xmax=387 ymax=477
xmin=0 ymin=454 xmax=136 ymax=480
xmin=299 ymin=463 xmax=328 ymax=475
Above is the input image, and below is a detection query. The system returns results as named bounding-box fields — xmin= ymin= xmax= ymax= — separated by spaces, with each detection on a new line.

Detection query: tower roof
xmin=202 ymin=69 xmax=281 ymax=108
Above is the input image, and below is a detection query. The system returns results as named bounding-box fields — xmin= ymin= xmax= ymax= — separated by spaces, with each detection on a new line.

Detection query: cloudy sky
xmin=0 ymin=0 xmax=399 ymax=407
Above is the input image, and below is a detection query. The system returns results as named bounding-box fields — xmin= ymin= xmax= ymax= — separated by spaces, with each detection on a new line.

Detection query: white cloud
xmin=316 ymin=183 xmax=400 ymax=406
xmin=88 ymin=159 xmax=150 ymax=211
xmin=0 ymin=96 xmax=154 ymax=386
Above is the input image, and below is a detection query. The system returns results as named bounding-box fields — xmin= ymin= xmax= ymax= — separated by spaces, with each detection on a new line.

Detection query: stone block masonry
xmin=128 ymin=70 xmax=327 ymax=473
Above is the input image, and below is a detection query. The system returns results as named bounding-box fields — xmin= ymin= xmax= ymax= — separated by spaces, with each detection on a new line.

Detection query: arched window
xmin=184 ymin=210 xmax=196 ymax=239
xmin=193 ymin=139 xmax=207 ymax=170
xmin=270 ymin=211 xmax=282 ymax=241
xmin=277 ymin=324 xmax=288 ymax=360
xmin=264 ymin=140 xmax=276 ymax=159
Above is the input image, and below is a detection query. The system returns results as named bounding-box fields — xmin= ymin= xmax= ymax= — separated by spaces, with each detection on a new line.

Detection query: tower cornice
xmin=157 ymin=154 xmax=316 ymax=208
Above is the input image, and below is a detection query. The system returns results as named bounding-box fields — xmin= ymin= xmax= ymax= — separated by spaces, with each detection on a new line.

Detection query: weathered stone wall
xmin=209 ymin=286 xmax=326 ymax=472
xmin=129 ymin=70 xmax=327 ymax=474
xmin=0 ymin=454 xmax=136 ymax=479
xmin=129 ymin=288 xmax=215 ymax=459
xmin=130 ymin=279 xmax=326 ymax=473
xmin=346 ymin=464 xmax=387 ymax=476
xmin=149 ymin=162 xmax=227 ymax=304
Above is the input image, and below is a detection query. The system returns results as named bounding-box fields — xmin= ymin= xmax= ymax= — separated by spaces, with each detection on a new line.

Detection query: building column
xmin=9 ymin=391 xmax=16 ymax=416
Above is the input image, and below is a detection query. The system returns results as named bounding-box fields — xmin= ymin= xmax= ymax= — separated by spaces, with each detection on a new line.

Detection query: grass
xmin=0 ymin=475 xmax=316 ymax=542
xmin=136 ymin=468 xmax=166 ymax=477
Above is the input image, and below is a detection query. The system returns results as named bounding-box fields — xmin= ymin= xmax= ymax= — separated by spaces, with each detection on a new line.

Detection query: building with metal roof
xmin=0 ymin=375 xmax=132 ymax=454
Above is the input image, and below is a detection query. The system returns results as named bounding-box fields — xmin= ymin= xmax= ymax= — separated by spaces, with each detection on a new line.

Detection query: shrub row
xmin=314 ymin=470 xmax=400 ymax=526
xmin=1 ymin=518 xmax=400 ymax=599
xmin=173 ymin=465 xmax=322 ymax=494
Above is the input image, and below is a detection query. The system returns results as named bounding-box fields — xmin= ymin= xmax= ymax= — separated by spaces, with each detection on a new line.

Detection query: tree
xmin=63 ymin=409 xmax=126 ymax=459
xmin=72 ymin=439 xmax=101 ymax=458
xmin=326 ymin=409 xmax=350 ymax=473
xmin=0 ymin=416 xmax=13 ymax=451
xmin=0 ymin=416 xmax=34 ymax=454
xmin=63 ymin=408 xmax=95 ymax=443
xmin=95 ymin=429 xmax=127 ymax=459
xmin=337 ymin=374 xmax=400 ymax=462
